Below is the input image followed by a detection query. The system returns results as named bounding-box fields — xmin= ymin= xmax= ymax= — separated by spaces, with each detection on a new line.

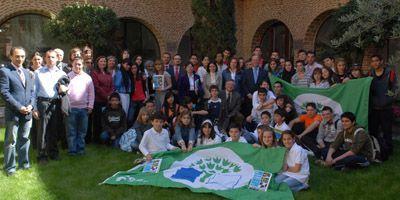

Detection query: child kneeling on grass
xmin=100 ymin=93 xmax=127 ymax=147
xmin=139 ymin=113 xmax=178 ymax=162
xmin=173 ymin=110 xmax=196 ymax=152
xmin=275 ymin=130 xmax=310 ymax=192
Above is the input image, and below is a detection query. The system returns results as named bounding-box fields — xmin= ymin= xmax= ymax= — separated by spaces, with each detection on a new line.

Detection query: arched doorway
xmin=114 ymin=18 xmax=160 ymax=61
xmin=0 ymin=14 xmax=70 ymax=64
xmin=314 ymin=12 xmax=363 ymax=63
xmin=252 ymin=20 xmax=293 ymax=61
xmin=177 ymin=28 xmax=194 ymax=63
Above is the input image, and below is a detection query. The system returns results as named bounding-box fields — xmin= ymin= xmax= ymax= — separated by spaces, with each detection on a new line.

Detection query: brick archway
xmin=0 ymin=9 xmax=54 ymax=25
xmin=303 ymin=9 xmax=337 ymax=51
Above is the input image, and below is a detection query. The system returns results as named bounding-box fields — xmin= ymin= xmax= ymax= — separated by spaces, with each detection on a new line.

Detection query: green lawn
xmin=0 ymin=129 xmax=399 ymax=200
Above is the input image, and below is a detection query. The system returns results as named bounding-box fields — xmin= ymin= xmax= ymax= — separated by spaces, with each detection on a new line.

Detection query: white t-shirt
xmin=274 ymin=122 xmax=290 ymax=132
xmin=252 ymin=90 xmax=276 ymax=108
xmin=196 ymin=135 xmax=222 ymax=146
xmin=139 ymin=128 xmax=176 ymax=156
xmin=226 ymin=137 xmax=248 ymax=143
xmin=282 ymin=143 xmax=310 ymax=185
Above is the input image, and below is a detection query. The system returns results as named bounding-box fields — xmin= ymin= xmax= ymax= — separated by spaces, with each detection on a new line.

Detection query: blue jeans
xmin=4 ymin=119 xmax=32 ymax=173
xmin=67 ymin=108 xmax=88 ymax=154
xmin=100 ymin=131 xmax=120 ymax=147
xmin=128 ymin=101 xmax=143 ymax=126
xmin=275 ymin=174 xmax=308 ymax=192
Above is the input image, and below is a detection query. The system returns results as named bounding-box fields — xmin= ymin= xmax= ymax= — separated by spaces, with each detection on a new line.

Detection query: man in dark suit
xmin=166 ymin=54 xmax=185 ymax=94
xmin=54 ymin=48 xmax=68 ymax=71
xmin=242 ymin=54 xmax=269 ymax=116
xmin=0 ymin=47 xmax=35 ymax=176
xmin=162 ymin=52 xmax=173 ymax=71
xmin=219 ymin=79 xmax=243 ymax=134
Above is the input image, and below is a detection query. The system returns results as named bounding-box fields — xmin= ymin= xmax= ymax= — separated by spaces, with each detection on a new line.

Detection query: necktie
xmin=174 ymin=67 xmax=179 ymax=80
xmin=227 ymin=92 xmax=231 ymax=104
xmin=253 ymin=68 xmax=258 ymax=84
xmin=17 ymin=68 xmax=25 ymax=86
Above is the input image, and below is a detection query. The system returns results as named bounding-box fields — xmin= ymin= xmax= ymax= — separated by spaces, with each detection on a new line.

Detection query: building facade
xmin=1 ymin=0 xmax=397 ymax=64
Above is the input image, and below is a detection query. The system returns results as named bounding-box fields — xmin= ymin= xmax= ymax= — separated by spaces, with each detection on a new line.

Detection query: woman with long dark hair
xmin=128 ymin=63 xmax=148 ymax=126
xmin=281 ymin=60 xmax=296 ymax=83
xmin=114 ymin=58 xmax=132 ymax=115
xmin=203 ymin=62 xmax=222 ymax=99
xmin=90 ymin=56 xmax=114 ymax=143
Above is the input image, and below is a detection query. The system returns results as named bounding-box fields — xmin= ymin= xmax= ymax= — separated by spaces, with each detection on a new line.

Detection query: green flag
xmin=102 ymin=142 xmax=293 ymax=200
xmin=270 ymin=76 xmax=372 ymax=128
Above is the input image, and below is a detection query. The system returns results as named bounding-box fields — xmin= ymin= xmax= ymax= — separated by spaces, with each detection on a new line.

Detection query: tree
xmin=331 ymin=0 xmax=400 ymax=50
xmin=191 ymin=0 xmax=237 ymax=57
xmin=45 ymin=3 xmax=119 ymax=53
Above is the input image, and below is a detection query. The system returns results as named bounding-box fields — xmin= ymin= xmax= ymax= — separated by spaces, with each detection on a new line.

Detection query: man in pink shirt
xmin=67 ymin=56 xmax=94 ymax=155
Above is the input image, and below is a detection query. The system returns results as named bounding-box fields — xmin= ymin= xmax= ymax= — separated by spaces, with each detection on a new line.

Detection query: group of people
xmin=1 ymin=45 xmax=397 ymax=193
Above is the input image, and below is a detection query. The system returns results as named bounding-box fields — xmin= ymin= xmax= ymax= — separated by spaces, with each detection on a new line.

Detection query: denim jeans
xmin=4 ymin=119 xmax=32 ymax=173
xmin=275 ymin=174 xmax=308 ymax=192
xmin=100 ymin=131 xmax=120 ymax=147
xmin=67 ymin=108 xmax=88 ymax=154
xmin=128 ymin=101 xmax=143 ymax=127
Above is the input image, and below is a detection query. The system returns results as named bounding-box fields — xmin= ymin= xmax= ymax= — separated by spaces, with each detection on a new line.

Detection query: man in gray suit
xmin=0 ymin=47 xmax=35 ymax=176
xmin=219 ymin=79 xmax=243 ymax=134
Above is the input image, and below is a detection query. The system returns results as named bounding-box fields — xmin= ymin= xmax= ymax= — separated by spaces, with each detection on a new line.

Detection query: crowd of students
xmin=1 ymin=45 xmax=397 ymax=193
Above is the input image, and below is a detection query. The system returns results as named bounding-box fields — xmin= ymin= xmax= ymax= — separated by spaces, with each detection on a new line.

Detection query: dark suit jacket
xmin=219 ymin=90 xmax=242 ymax=118
xmin=221 ymin=69 xmax=244 ymax=95
xmin=166 ymin=65 xmax=185 ymax=91
xmin=177 ymin=73 xmax=203 ymax=100
xmin=0 ymin=64 xmax=35 ymax=121
xmin=242 ymin=66 xmax=269 ymax=96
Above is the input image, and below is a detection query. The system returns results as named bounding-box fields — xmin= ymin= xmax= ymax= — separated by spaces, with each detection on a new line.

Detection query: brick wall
xmin=0 ymin=0 xmax=349 ymax=59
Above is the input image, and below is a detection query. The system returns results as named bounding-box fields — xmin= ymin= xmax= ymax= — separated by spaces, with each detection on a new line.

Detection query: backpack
xmin=119 ymin=128 xmax=137 ymax=152
xmin=354 ymin=128 xmax=389 ymax=163
xmin=369 ymin=135 xmax=389 ymax=163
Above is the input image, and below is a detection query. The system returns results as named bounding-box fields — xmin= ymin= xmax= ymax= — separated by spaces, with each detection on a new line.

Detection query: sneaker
xmin=6 ymin=170 xmax=16 ymax=176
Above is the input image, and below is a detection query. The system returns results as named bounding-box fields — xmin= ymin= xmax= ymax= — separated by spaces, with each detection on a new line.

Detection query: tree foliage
xmin=191 ymin=0 xmax=237 ymax=57
xmin=45 ymin=3 xmax=119 ymax=50
xmin=331 ymin=0 xmax=400 ymax=49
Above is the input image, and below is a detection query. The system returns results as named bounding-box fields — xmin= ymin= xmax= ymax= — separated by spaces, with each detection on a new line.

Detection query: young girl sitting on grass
xmin=173 ymin=110 xmax=196 ymax=152
xmin=253 ymin=126 xmax=278 ymax=148
xmin=132 ymin=107 xmax=152 ymax=150
xmin=196 ymin=119 xmax=221 ymax=146
xmin=275 ymin=130 xmax=309 ymax=192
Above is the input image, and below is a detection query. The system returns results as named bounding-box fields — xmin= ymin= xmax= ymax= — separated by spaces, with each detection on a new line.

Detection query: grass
xmin=0 ymin=129 xmax=399 ymax=200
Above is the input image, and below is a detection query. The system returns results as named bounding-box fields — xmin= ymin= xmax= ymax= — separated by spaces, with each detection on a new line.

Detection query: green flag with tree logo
xmin=102 ymin=142 xmax=293 ymax=200
xmin=270 ymin=76 xmax=372 ymax=128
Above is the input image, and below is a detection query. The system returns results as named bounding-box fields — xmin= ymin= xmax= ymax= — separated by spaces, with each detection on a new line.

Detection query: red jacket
xmin=91 ymin=70 xmax=114 ymax=103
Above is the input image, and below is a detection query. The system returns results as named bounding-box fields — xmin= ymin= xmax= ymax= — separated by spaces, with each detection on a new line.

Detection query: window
xmin=0 ymin=14 xmax=70 ymax=64
xmin=259 ymin=21 xmax=293 ymax=60
xmin=115 ymin=19 xmax=160 ymax=61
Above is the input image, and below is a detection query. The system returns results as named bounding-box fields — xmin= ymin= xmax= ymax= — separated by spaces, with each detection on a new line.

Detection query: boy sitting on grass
xmin=139 ymin=113 xmax=178 ymax=162
xmin=100 ymin=92 xmax=127 ymax=147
